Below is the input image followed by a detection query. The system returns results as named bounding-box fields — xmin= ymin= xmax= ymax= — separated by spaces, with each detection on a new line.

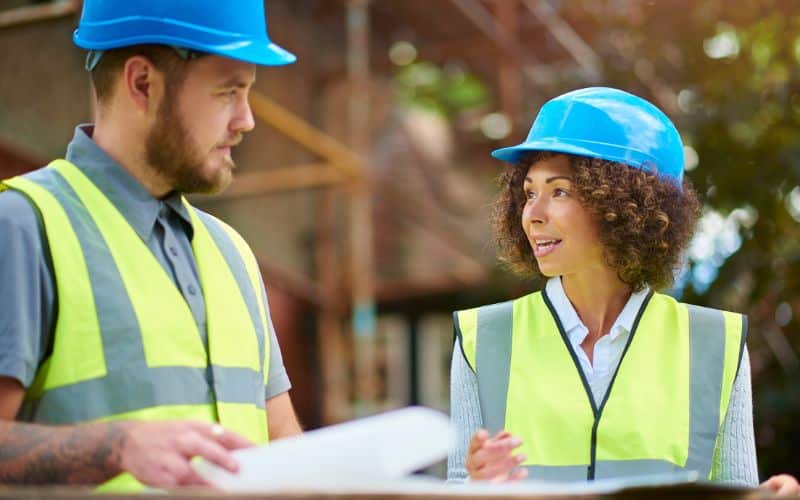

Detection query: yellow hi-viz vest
xmin=2 ymin=160 xmax=272 ymax=491
xmin=455 ymin=289 xmax=745 ymax=482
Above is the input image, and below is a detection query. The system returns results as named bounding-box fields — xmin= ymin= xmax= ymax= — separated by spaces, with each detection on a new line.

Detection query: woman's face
xmin=521 ymin=155 xmax=607 ymax=278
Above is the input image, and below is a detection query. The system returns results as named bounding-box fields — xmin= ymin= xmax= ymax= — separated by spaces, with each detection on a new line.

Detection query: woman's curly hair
xmin=492 ymin=151 xmax=701 ymax=291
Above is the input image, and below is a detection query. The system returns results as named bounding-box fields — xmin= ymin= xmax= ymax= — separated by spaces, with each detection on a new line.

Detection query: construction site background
xmin=1 ymin=0 xmax=799 ymax=480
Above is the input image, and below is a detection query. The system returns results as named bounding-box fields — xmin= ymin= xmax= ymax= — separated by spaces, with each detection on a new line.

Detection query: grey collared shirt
xmin=0 ymin=125 xmax=290 ymax=400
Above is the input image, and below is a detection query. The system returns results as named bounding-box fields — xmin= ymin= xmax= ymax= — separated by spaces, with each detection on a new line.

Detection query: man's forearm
xmin=0 ymin=421 xmax=125 ymax=485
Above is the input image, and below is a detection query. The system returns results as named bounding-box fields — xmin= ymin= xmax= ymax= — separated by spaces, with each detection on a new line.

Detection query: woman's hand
xmin=761 ymin=474 xmax=800 ymax=496
xmin=465 ymin=429 xmax=527 ymax=482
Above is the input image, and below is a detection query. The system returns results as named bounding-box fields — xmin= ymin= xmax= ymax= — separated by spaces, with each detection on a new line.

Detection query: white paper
xmin=193 ymin=406 xmax=454 ymax=492
xmin=194 ymin=407 xmax=751 ymax=496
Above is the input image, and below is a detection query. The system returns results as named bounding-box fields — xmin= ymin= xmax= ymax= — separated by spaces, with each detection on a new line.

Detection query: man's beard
xmin=145 ymin=97 xmax=234 ymax=194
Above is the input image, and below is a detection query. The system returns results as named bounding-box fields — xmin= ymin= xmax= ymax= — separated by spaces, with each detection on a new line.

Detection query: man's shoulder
xmin=0 ymin=188 xmax=41 ymax=232
xmin=0 ymin=189 xmax=49 ymax=269
xmin=190 ymin=207 xmax=228 ymax=235
xmin=189 ymin=204 xmax=217 ymax=224
xmin=191 ymin=207 xmax=249 ymax=244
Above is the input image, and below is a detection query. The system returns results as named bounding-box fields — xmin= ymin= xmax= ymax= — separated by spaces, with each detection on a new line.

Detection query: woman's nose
xmin=523 ymin=197 xmax=547 ymax=225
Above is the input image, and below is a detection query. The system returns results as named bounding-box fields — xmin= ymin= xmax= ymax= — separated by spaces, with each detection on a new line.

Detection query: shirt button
xmin=170 ymin=246 xmax=178 ymax=257
xmin=188 ymin=284 xmax=198 ymax=295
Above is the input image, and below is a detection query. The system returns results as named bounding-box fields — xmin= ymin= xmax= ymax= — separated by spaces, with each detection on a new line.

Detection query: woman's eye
xmin=553 ymin=188 xmax=569 ymax=197
xmin=525 ymin=190 xmax=536 ymax=200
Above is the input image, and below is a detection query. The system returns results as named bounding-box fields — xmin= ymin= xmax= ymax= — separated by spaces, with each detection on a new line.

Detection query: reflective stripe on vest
xmin=2 ymin=160 xmax=271 ymax=490
xmin=454 ymin=290 xmax=745 ymax=482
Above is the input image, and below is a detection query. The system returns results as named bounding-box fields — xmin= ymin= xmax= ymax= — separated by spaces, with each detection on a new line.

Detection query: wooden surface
xmin=0 ymin=482 xmax=773 ymax=500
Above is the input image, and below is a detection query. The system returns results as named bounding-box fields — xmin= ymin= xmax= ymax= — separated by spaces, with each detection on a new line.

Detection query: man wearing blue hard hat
xmin=0 ymin=1 xmax=300 ymax=490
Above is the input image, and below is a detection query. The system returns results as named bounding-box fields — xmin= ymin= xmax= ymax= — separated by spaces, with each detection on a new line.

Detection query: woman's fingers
xmin=480 ymin=452 xmax=526 ymax=481
xmin=466 ymin=430 xmax=525 ymax=481
xmin=762 ymin=474 xmax=800 ymax=497
xmin=467 ymin=429 xmax=490 ymax=454
xmin=507 ymin=467 xmax=529 ymax=481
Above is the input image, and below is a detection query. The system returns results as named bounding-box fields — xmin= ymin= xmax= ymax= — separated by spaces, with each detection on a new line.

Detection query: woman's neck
xmin=560 ymin=269 xmax=633 ymax=347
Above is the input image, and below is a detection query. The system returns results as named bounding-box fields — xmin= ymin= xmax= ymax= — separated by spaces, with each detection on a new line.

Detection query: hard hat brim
xmin=492 ymin=140 xmax=632 ymax=166
xmin=491 ymin=139 xmax=683 ymax=186
xmin=492 ymin=140 xmax=655 ymax=168
xmin=493 ymin=138 xmax=654 ymax=170
xmin=74 ymin=24 xmax=296 ymax=66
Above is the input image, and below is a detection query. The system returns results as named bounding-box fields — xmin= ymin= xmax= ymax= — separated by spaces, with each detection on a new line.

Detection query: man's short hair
xmin=90 ymin=45 xmax=191 ymax=105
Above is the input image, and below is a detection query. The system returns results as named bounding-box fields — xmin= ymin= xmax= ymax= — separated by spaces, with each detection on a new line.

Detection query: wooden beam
xmin=346 ymin=0 xmax=378 ymax=416
xmin=0 ymin=1 xmax=79 ymax=29
xmin=197 ymin=163 xmax=351 ymax=201
xmin=248 ymin=90 xmax=364 ymax=179
xmin=311 ymin=24 xmax=564 ymax=90
xmin=450 ymin=0 xmax=530 ymax=62
xmin=521 ymin=0 xmax=603 ymax=82
xmin=495 ymin=0 xmax=522 ymax=129
xmin=449 ymin=0 xmax=552 ymax=86
xmin=605 ymin=33 xmax=678 ymax=114
xmin=316 ymin=189 xmax=350 ymax=424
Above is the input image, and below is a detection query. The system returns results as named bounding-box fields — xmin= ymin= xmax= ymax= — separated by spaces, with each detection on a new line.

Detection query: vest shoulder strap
xmin=455 ymin=293 xmax=539 ymax=433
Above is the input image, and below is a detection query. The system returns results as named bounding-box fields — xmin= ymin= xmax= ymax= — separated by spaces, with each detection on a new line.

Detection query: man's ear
xmin=122 ymin=55 xmax=164 ymax=113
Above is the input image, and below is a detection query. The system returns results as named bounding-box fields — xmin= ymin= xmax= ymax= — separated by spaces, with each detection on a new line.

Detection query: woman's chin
xmin=535 ymin=264 xmax=561 ymax=278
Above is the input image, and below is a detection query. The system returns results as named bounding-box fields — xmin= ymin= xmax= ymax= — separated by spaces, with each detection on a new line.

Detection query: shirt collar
xmin=64 ymin=124 xmax=194 ymax=241
xmin=545 ymin=277 xmax=650 ymax=343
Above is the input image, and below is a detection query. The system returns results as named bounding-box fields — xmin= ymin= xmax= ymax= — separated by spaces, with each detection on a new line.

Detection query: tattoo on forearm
xmin=0 ymin=421 xmax=126 ymax=484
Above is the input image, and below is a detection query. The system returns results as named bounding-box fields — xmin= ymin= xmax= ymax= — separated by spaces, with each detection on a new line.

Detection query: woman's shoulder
xmin=652 ymin=291 xmax=745 ymax=318
xmin=453 ymin=290 xmax=545 ymax=316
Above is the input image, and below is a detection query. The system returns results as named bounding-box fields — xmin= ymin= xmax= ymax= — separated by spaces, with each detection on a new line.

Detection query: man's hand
xmin=118 ymin=420 xmax=253 ymax=488
xmin=465 ymin=429 xmax=527 ymax=482
xmin=761 ymin=474 xmax=800 ymax=496
xmin=0 ymin=376 xmax=256 ymax=487
xmin=0 ymin=418 xmax=252 ymax=487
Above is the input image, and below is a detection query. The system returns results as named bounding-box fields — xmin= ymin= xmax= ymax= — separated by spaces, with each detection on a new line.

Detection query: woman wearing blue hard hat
xmin=447 ymin=87 xmax=769 ymax=488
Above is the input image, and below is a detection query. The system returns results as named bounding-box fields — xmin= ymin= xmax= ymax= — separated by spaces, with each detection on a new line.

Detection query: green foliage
xmin=561 ymin=0 xmax=800 ymax=476
xmin=393 ymin=61 xmax=491 ymax=117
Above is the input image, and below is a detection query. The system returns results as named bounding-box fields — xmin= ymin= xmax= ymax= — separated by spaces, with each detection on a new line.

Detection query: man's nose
xmin=232 ymin=95 xmax=256 ymax=134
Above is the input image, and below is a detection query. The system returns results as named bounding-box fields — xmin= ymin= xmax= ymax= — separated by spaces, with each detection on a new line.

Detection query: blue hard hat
xmin=73 ymin=0 xmax=296 ymax=66
xmin=492 ymin=87 xmax=685 ymax=185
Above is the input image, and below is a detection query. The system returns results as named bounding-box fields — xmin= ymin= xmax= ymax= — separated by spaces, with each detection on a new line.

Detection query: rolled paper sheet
xmin=193 ymin=406 xmax=454 ymax=492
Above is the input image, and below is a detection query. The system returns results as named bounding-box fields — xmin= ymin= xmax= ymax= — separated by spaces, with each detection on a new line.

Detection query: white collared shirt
xmin=545 ymin=277 xmax=650 ymax=406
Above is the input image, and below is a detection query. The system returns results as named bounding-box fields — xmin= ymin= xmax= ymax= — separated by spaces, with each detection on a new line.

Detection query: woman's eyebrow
xmin=524 ymin=175 xmax=572 ymax=183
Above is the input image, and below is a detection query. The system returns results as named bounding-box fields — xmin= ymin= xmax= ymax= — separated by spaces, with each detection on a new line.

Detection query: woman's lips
xmin=532 ymin=239 xmax=562 ymax=258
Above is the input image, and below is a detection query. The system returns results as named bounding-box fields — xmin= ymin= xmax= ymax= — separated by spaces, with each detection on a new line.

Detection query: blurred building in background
xmin=2 ymin=0 xmax=800 ymax=479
